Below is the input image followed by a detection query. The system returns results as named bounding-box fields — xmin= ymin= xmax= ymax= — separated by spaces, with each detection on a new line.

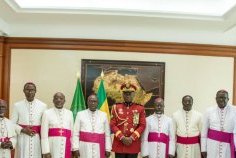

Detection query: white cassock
xmin=141 ymin=113 xmax=175 ymax=158
xmin=41 ymin=107 xmax=74 ymax=158
xmin=72 ymin=109 xmax=112 ymax=158
xmin=172 ymin=109 xmax=202 ymax=158
xmin=0 ymin=117 xmax=17 ymax=158
xmin=11 ymin=99 xmax=47 ymax=158
xmin=201 ymin=105 xmax=236 ymax=158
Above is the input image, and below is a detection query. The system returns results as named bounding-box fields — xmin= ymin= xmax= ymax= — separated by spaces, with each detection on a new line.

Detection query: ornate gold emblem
xmin=92 ymin=70 xmax=152 ymax=105
xmin=133 ymin=112 xmax=139 ymax=125
xmin=130 ymin=128 xmax=134 ymax=132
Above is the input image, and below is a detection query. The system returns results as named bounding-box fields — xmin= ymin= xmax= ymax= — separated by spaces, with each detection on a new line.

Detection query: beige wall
xmin=9 ymin=49 xmax=234 ymax=116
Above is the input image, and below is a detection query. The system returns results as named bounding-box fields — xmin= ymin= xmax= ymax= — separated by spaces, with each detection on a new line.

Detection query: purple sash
xmin=148 ymin=132 xmax=169 ymax=158
xmin=19 ymin=124 xmax=41 ymax=134
xmin=177 ymin=135 xmax=200 ymax=144
xmin=208 ymin=128 xmax=235 ymax=158
xmin=80 ymin=131 xmax=105 ymax=158
xmin=48 ymin=128 xmax=72 ymax=158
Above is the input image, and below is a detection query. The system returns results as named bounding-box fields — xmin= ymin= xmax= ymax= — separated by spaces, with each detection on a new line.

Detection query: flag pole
xmin=101 ymin=70 xmax=104 ymax=79
xmin=76 ymin=71 xmax=80 ymax=80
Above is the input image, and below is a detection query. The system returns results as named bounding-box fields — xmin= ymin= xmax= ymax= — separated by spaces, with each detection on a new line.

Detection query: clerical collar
xmin=54 ymin=107 xmax=64 ymax=112
xmin=155 ymin=113 xmax=163 ymax=117
xmin=218 ymin=104 xmax=228 ymax=110
xmin=124 ymin=102 xmax=133 ymax=106
xmin=25 ymin=99 xmax=35 ymax=104
xmin=183 ymin=109 xmax=192 ymax=113
xmin=88 ymin=109 xmax=97 ymax=113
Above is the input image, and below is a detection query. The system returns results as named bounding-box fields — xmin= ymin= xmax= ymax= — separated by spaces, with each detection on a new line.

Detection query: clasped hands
xmin=143 ymin=154 xmax=174 ymax=158
xmin=43 ymin=153 xmax=52 ymax=158
xmin=72 ymin=150 xmax=110 ymax=158
xmin=121 ymin=136 xmax=133 ymax=146
xmin=21 ymin=126 xmax=35 ymax=136
xmin=0 ymin=141 xmax=13 ymax=149
xmin=201 ymin=152 xmax=207 ymax=158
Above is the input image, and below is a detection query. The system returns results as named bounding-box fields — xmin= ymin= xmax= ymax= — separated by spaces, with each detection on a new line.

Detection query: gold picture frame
xmin=81 ymin=59 xmax=165 ymax=116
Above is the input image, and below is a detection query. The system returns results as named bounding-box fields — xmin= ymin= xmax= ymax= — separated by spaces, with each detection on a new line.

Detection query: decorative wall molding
xmin=1 ymin=36 xmax=236 ymax=116
xmin=4 ymin=37 xmax=236 ymax=57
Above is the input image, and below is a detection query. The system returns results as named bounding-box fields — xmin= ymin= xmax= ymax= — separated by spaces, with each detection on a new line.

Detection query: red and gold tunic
xmin=110 ymin=102 xmax=146 ymax=154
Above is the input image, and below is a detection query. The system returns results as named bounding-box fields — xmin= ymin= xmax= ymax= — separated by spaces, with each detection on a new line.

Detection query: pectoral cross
xmin=59 ymin=129 xmax=64 ymax=136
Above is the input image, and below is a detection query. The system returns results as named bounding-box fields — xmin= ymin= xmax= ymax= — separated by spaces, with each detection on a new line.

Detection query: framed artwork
xmin=81 ymin=59 xmax=165 ymax=116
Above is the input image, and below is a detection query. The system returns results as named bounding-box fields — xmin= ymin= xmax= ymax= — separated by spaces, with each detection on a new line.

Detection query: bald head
xmin=216 ymin=90 xmax=229 ymax=109
xmin=87 ymin=94 xmax=98 ymax=112
xmin=155 ymin=98 xmax=164 ymax=103
xmin=154 ymin=98 xmax=164 ymax=114
xmin=53 ymin=92 xmax=65 ymax=109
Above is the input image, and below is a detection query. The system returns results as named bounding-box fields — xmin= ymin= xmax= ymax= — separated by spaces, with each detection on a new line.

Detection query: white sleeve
xmin=141 ymin=118 xmax=149 ymax=157
xmin=198 ymin=113 xmax=203 ymax=132
xmin=201 ymin=110 xmax=210 ymax=152
xmin=72 ymin=112 xmax=80 ymax=151
xmin=40 ymin=111 xmax=50 ymax=154
xmin=233 ymin=109 xmax=236 ymax=149
xmin=10 ymin=105 xmax=22 ymax=134
xmin=168 ymin=119 xmax=176 ymax=156
xmin=70 ymin=112 xmax=74 ymax=151
xmin=10 ymin=123 xmax=17 ymax=149
xmin=234 ymin=120 xmax=236 ymax=149
xmin=104 ymin=114 xmax=112 ymax=152
xmin=172 ymin=114 xmax=177 ymax=135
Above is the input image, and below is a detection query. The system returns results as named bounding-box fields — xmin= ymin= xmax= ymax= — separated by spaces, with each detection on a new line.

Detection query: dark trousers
xmin=115 ymin=153 xmax=138 ymax=158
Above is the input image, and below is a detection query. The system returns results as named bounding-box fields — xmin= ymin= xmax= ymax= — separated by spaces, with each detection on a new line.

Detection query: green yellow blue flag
xmin=70 ymin=79 xmax=86 ymax=121
xmin=97 ymin=79 xmax=110 ymax=121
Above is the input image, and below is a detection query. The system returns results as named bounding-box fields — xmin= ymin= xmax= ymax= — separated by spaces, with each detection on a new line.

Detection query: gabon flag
xmin=97 ymin=74 xmax=110 ymax=121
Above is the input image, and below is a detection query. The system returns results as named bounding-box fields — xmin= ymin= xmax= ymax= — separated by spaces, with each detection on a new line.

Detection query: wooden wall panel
xmin=234 ymin=57 xmax=236 ymax=105
xmin=0 ymin=58 xmax=2 ymax=98
xmin=2 ymin=44 xmax=10 ymax=102
xmin=4 ymin=37 xmax=236 ymax=57
xmin=0 ymin=37 xmax=4 ymax=99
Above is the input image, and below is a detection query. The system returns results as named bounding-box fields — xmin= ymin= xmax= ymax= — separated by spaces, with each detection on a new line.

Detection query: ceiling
xmin=1 ymin=0 xmax=236 ymax=45
xmin=10 ymin=0 xmax=236 ymax=17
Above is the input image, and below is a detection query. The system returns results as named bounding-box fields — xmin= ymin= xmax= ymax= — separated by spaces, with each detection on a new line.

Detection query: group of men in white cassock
xmin=6 ymin=82 xmax=111 ymax=158
xmin=0 ymin=82 xmax=111 ymax=158
xmin=141 ymin=90 xmax=236 ymax=158
xmin=142 ymin=90 xmax=236 ymax=158
xmin=0 ymin=81 xmax=236 ymax=158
